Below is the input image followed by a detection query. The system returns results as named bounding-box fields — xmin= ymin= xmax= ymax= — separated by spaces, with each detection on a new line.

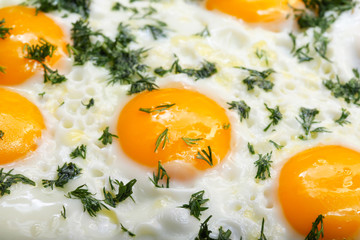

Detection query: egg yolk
xmin=278 ymin=145 xmax=360 ymax=239
xmin=0 ymin=88 xmax=45 ymax=164
xmin=205 ymin=0 xmax=302 ymax=23
xmin=0 ymin=6 xmax=67 ymax=86
xmin=117 ymin=88 xmax=231 ymax=179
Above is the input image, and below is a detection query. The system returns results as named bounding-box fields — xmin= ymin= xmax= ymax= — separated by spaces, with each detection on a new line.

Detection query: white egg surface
xmin=0 ymin=0 xmax=360 ymax=239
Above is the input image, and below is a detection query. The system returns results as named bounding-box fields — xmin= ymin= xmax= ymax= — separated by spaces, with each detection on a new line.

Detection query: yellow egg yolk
xmin=0 ymin=6 xmax=67 ymax=86
xmin=117 ymin=88 xmax=231 ymax=179
xmin=205 ymin=0 xmax=303 ymax=23
xmin=278 ymin=145 xmax=360 ymax=239
xmin=0 ymin=88 xmax=45 ymax=164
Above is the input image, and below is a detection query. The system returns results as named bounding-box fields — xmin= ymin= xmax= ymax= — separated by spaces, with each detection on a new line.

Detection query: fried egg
xmin=0 ymin=0 xmax=360 ymax=239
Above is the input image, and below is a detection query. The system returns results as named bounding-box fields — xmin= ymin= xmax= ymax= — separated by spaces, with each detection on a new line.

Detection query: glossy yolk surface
xmin=205 ymin=0 xmax=302 ymax=23
xmin=0 ymin=88 xmax=45 ymax=164
xmin=117 ymin=88 xmax=231 ymax=179
xmin=278 ymin=145 xmax=360 ymax=239
xmin=0 ymin=6 xmax=67 ymax=85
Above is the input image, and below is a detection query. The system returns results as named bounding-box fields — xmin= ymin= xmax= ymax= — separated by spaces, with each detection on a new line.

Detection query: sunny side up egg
xmin=1 ymin=0 xmax=360 ymax=239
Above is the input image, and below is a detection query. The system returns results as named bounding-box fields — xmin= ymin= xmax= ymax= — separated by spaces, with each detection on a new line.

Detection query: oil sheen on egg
xmin=0 ymin=0 xmax=360 ymax=239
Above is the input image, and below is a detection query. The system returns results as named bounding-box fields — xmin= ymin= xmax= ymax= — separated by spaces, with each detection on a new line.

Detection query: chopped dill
xmin=149 ymin=161 xmax=170 ymax=188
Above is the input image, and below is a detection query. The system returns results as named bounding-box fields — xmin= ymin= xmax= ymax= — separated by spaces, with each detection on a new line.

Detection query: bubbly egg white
xmin=1 ymin=0 xmax=360 ymax=239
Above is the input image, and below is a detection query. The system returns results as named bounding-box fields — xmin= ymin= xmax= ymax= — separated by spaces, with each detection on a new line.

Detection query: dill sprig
xmin=323 ymin=69 xmax=360 ymax=105
xmin=0 ymin=169 xmax=35 ymax=196
xmin=195 ymin=215 xmax=232 ymax=240
xmin=236 ymin=66 xmax=275 ymax=91
xmin=258 ymin=218 xmax=267 ymax=240
xmin=305 ymin=214 xmax=324 ymax=240
xmin=127 ymin=74 xmax=159 ymax=95
xmin=139 ymin=103 xmax=175 ymax=113
xmin=194 ymin=26 xmax=210 ymax=37
xmin=335 ymin=108 xmax=350 ymax=126
xmin=66 ymin=184 xmax=108 ymax=217
xmin=0 ymin=19 xmax=12 ymax=39
xmin=182 ymin=137 xmax=203 ymax=146
xmin=269 ymin=140 xmax=284 ymax=150
xmin=227 ymin=100 xmax=251 ymax=122
xmin=297 ymin=107 xmax=330 ymax=139
xmin=70 ymin=144 xmax=87 ymax=159
xmin=98 ymin=127 xmax=118 ymax=145
xmin=103 ymin=178 xmax=137 ymax=208
xmin=42 ymin=162 xmax=82 ymax=189
xmin=155 ymin=128 xmax=169 ymax=152
xmin=255 ymin=48 xmax=269 ymax=66
xmin=196 ymin=146 xmax=213 ymax=166
xmin=23 ymin=38 xmax=67 ymax=84
xmin=154 ymin=56 xmax=217 ymax=80
xmin=289 ymin=33 xmax=314 ymax=63
xmin=248 ymin=142 xmax=256 ymax=155
xmin=121 ymin=223 xmax=136 ymax=237
xmin=32 ymin=0 xmax=91 ymax=18
xmin=180 ymin=190 xmax=209 ymax=220
xmin=149 ymin=161 xmax=170 ymax=188
xmin=82 ymin=98 xmax=94 ymax=109
xmin=61 ymin=205 xmax=66 ymax=219
xmin=142 ymin=20 xmax=168 ymax=40
xmin=254 ymin=152 xmax=273 ymax=180
xmin=70 ymin=19 xmax=152 ymax=91
xmin=264 ymin=104 xmax=282 ymax=131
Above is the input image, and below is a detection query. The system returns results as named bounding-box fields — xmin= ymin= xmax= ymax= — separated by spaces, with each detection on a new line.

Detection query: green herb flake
xmin=139 ymin=103 xmax=175 ymax=113
xmin=182 ymin=137 xmax=203 ymax=146
xmin=0 ymin=66 xmax=6 ymax=74
xmin=305 ymin=214 xmax=324 ymax=240
xmin=61 ymin=205 xmax=66 ymax=219
xmin=323 ymin=69 xmax=360 ymax=105
xmin=196 ymin=146 xmax=213 ymax=166
xmin=142 ymin=21 xmax=167 ymax=40
xmin=180 ymin=190 xmax=209 ymax=220
xmin=121 ymin=223 xmax=136 ymax=237
xmin=0 ymin=19 xmax=11 ymax=39
xmin=103 ymin=178 xmax=137 ymax=208
xmin=99 ymin=127 xmax=119 ymax=145
xmin=32 ymin=0 xmax=91 ymax=18
xmin=236 ymin=66 xmax=275 ymax=91
xmin=66 ymin=184 xmax=108 ymax=217
xmin=194 ymin=25 xmax=210 ymax=37
xmin=258 ymin=218 xmax=267 ymax=240
xmin=228 ymin=100 xmax=251 ymax=122
xmin=42 ymin=162 xmax=82 ymax=189
xmin=194 ymin=215 xmax=232 ymax=240
xmin=335 ymin=108 xmax=351 ymax=126
xmin=269 ymin=140 xmax=284 ymax=150
xmin=255 ymin=48 xmax=269 ymax=66
xmin=195 ymin=215 xmax=213 ymax=240
xmin=264 ymin=104 xmax=282 ymax=131
xmin=155 ymin=128 xmax=169 ymax=152
xmin=23 ymin=38 xmax=67 ymax=84
xmin=0 ymin=130 xmax=4 ymax=140
xmin=296 ymin=107 xmax=330 ymax=140
xmin=254 ymin=152 xmax=273 ymax=180
xmin=248 ymin=142 xmax=255 ymax=155
xmin=149 ymin=161 xmax=170 ymax=188
xmin=154 ymin=56 xmax=217 ymax=80
xmin=70 ymin=144 xmax=87 ymax=159
xmin=127 ymin=74 xmax=159 ymax=95
xmin=0 ymin=169 xmax=35 ymax=196
xmin=82 ymin=98 xmax=94 ymax=109
xmin=289 ymin=33 xmax=314 ymax=63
